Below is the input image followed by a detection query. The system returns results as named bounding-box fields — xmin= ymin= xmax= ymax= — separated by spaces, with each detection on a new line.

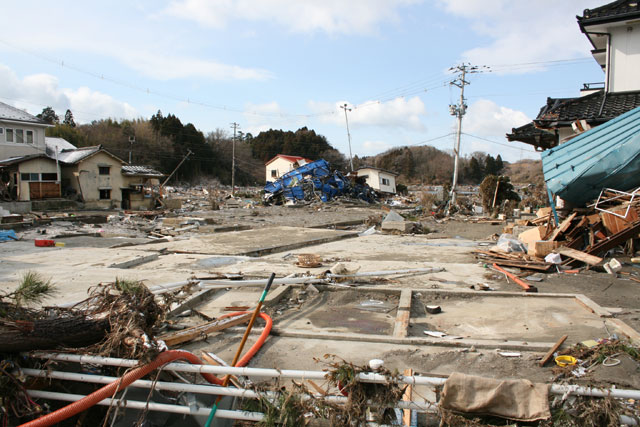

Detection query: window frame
xmin=98 ymin=166 xmax=111 ymax=175
xmin=381 ymin=177 xmax=390 ymax=186
xmin=6 ymin=128 xmax=14 ymax=143
xmin=99 ymin=189 xmax=111 ymax=200
xmin=20 ymin=173 xmax=40 ymax=182
xmin=15 ymin=129 xmax=24 ymax=144
xmin=271 ymin=169 xmax=278 ymax=178
xmin=26 ymin=130 xmax=34 ymax=144
xmin=41 ymin=173 xmax=58 ymax=181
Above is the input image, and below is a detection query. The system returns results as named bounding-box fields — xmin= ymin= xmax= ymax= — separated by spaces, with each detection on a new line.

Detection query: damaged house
xmin=265 ymin=154 xmax=312 ymax=182
xmin=507 ymin=0 xmax=640 ymax=149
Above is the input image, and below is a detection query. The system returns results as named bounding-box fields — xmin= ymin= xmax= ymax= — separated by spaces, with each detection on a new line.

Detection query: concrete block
xmin=382 ymin=220 xmax=414 ymax=232
xmin=164 ymin=198 xmax=183 ymax=209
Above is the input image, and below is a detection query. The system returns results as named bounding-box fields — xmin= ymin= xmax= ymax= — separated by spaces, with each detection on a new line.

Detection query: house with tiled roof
xmin=508 ymin=0 xmax=640 ymax=150
xmin=265 ymin=154 xmax=313 ymax=183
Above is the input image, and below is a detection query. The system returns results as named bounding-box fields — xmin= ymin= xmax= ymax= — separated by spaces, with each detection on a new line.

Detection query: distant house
xmin=58 ymin=145 xmax=127 ymax=209
xmin=121 ymin=165 xmax=164 ymax=210
xmin=265 ymin=154 xmax=312 ymax=182
xmin=0 ymin=154 xmax=60 ymax=201
xmin=508 ymin=0 xmax=640 ymax=149
xmin=355 ymin=167 xmax=398 ymax=194
xmin=0 ymin=101 xmax=50 ymax=160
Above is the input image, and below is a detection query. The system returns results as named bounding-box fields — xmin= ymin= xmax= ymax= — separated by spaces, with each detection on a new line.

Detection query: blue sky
xmin=0 ymin=0 xmax=606 ymax=162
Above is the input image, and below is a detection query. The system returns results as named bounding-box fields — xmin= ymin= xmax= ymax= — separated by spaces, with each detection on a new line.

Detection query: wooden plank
xmin=158 ymin=312 xmax=252 ymax=346
xmin=539 ymin=335 xmax=568 ymax=367
xmin=548 ymin=212 xmax=577 ymax=241
xmin=201 ymin=352 xmax=242 ymax=388
xmin=393 ymin=289 xmax=412 ymax=338
xmin=554 ymin=246 xmax=603 ymax=266
xmin=402 ymin=368 xmax=414 ymax=426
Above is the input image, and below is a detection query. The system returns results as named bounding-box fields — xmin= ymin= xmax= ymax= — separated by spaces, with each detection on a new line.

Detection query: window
xmin=99 ymin=166 xmax=110 ymax=175
xmin=26 ymin=130 xmax=34 ymax=144
xmin=381 ymin=178 xmax=390 ymax=186
xmin=271 ymin=169 xmax=277 ymax=178
xmin=6 ymin=128 xmax=13 ymax=142
xmin=0 ymin=128 xmax=4 ymax=136
xmin=16 ymin=129 xmax=24 ymax=144
xmin=41 ymin=173 xmax=58 ymax=181
xmin=99 ymin=189 xmax=111 ymax=200
xmin=20 ymin=173 xmax=40 ymax=181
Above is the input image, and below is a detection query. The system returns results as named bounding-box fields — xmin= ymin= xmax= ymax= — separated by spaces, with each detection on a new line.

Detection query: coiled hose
xmin=20 ymin=312 xmax=272 ymax=427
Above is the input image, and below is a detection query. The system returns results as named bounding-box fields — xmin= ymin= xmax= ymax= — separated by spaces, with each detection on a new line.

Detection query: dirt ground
xmin=2 ymin=202 xmax=640 ymax=415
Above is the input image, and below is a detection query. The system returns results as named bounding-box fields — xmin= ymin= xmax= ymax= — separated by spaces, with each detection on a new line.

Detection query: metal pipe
xmin=26 ymin=390 xmax=263 ymax=422
xmin=22 ymin=368 xmax=436 ymax=412
xmin=328 ymin=267 xmax=444 ymax=278
xmin=29 ymin=353 xmax=640 ymax=400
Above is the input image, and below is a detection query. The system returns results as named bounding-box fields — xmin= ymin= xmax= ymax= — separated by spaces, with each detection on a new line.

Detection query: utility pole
xmin=128 ymin=136 xmax=135 ymax=164
xmin=230 ymin=122 xmax=240 ymax=195
xmin=161 ymin=149 xmax=193 ymax=188
xmin=340 ymin=104 xmax=354 ymax=172
xmin=447 ymin=63 xmax=481 ymax=214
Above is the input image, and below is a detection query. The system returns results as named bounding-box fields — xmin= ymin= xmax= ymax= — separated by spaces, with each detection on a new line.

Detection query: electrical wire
xmin=461 ymin=132 xmax=537 ymax=153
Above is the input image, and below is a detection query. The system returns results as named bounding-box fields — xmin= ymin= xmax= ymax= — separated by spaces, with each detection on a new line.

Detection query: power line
xmin=462 ymin=132 xmax=537 ymax=153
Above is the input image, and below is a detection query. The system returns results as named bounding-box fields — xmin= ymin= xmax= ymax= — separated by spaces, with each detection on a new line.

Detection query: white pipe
xmin=29 ymin=352 xmax=640 ymax=400
xmin=26 ymin=390 xmax=263 ymax=421
xmin=200 ymin=277 xmax=327 ymax=287
xmin=328 ymin=267 xmax=445 ymax=278
xmin=22 ymin=368 xmax=436 ymax=412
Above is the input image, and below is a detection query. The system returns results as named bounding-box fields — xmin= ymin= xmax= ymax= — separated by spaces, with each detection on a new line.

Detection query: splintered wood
xmin=158 ymin=312 xmax=252 ymax=346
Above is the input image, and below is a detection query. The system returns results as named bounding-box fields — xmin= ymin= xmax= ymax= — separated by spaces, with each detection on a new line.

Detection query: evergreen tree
xmin=63 ymin=109 xmax=76 ymax=127
xmin=37 ymin=107 xmax=59 ymax=124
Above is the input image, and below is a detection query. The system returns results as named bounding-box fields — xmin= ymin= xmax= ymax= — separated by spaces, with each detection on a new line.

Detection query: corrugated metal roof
xmin=542 ymin=105 xmax=640 ymax=205
xmin=0 ymin=101 xmax=48 ymax=125
xmin=57 ymin=146 xmax=102 ymax=164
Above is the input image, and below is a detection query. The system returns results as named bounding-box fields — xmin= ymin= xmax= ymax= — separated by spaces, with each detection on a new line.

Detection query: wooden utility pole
xmin=230 ymin=122 xmax=240 ymax=195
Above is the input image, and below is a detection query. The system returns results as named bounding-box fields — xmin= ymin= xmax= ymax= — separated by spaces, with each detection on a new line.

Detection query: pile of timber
xmin=475 ymin=189 xmax=640 ymax=272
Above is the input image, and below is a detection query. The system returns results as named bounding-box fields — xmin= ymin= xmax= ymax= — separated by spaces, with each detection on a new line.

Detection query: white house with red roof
xmin=265 ymin=154 xmax=313 ymax=182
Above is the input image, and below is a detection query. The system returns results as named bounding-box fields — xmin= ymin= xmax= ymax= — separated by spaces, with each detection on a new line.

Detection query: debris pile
xmin=264 ymin=159 xmax=377 ymax=205
xmin=474 ymin=186 xmax=640 ymax=277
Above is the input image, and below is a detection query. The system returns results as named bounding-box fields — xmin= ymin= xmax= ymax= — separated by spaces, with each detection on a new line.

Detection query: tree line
xmin=38 ymin=106 xmax=532 ymax=186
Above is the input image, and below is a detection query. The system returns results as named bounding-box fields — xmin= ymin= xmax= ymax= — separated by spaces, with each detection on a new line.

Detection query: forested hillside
xmin=40 ymin=107 xmax=541 ymax=186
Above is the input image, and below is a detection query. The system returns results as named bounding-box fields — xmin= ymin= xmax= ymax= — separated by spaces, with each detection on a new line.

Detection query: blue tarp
xmin=542 ymin=106 xmax=640 ymax=206
xmin=0 ymin=230 xmax=17 ymax=242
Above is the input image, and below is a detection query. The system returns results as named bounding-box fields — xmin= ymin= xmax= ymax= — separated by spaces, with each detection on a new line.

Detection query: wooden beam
xmin=402 ymin=368 xmax=414 ymax=426
xmin=539 ymin=335 xmax=568 ymax=367
xmin=393 ymin=289 xmax=412 ymax=338
xmin=554 ymin=246 xmax=603 ymax=266
xmin=158 ymin=313 xmax=252 ymax=346
xmin=548 ymin=212 xmax=577 ymax=241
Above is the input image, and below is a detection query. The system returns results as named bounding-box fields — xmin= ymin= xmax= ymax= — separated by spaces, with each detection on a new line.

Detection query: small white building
xmin=356 ymin=167 xmax=398 ymax=194
xmin=265 ymin=154 xmax=312 ymax=182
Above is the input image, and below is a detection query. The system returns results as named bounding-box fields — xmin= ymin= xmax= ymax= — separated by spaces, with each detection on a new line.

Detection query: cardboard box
xmin=528 ymin=240 xmax=560 ymax=257
xmin=518 ymin=226 xmax=547 ymax=247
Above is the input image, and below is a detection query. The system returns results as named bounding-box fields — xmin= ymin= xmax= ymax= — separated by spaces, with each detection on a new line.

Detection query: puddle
xmin=196 ymin=256 xmax=247 ymax=268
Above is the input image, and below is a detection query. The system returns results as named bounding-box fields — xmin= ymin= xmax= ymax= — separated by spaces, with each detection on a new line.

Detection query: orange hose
xmin=21 ymin=312 xmax=272 ymax=427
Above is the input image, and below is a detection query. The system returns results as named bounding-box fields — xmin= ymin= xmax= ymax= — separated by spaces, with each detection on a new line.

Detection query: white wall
xmin=0 ymin=121 xmax=47 ymax=159
xmin=609 ymin=23 xmax=640 ymax=93
xmin=265 ymin=157 xmax=304 ymax=182
xmin=358 ymin=168 xmax=396 ymax=194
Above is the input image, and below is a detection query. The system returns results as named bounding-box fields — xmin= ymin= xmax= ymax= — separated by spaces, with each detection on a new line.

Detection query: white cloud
xmin=0 ymin=64 xmax=137 ymax=122
xmin=310 ymin=96 xmax=427 ymax=130
xmin=464 ymin=99 xmax=530 ymax=138
xmin=361 ymin=140 xmax=392 ymax=155
xmin=165 ymin=0 xmax=420 ymax=34
xmin=437 ymin=0 xmax=605 ymax=71
xmin=115 ymin=51 xmax=273 ymax=82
